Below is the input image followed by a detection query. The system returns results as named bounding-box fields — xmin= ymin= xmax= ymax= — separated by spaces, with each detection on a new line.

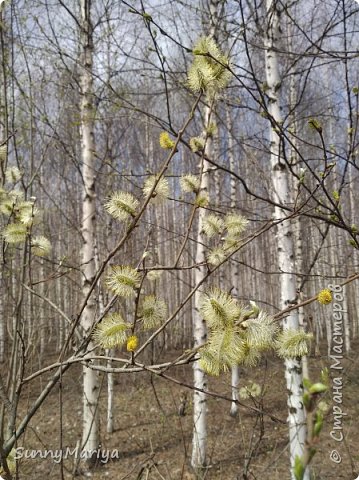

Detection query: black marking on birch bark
xmin=285 ymin=295 xmax=298 ymax=306
xmin=273 ymin=161 xmax=286 ymax=171
xmin=289 ymin=364 xmax=302 ymax=375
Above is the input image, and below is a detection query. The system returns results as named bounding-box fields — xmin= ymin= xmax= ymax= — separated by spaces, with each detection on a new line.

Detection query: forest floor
xmin=13 ymin=340 xmax=359 ymax=480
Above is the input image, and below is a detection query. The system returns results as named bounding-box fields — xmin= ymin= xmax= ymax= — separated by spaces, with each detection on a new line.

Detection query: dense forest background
xmin=0 ymin=0 xmax=358 ymax=479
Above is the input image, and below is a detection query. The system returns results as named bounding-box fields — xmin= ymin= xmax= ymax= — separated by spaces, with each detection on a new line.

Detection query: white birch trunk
xmin=230 ymin=366 xmax=240 ymax=417
xmin=264 ymin=2 xmax=308 ymax=478
xmin=80 ymin=0 xmax=100 ymax=460
xmin=227 ymin=107 xmax=241 ymax=417
xmin=106 ymin=350 xmax=114 ymax=434
xmin=192 ymin=106 xmax=212 ymax=469
xmin=288 ymin=70 xmax=309 ymax=380
xmin=192 ymin=1 xmax=222 ymax=468
xmin=95 ymin=240 xmax=114 ymax=434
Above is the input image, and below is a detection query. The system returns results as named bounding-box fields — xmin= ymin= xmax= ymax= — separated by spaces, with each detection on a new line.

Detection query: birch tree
xmin=191 ymin=0 xmax=224 ymax=469
xmin=79 ymin=0 xmax=100 ymax=461
xmin=227 ymin=107 xmax=241 ymax=418
xmin=264 ymin=1 xmax=308 ymax=478
xmin=191 ymin=107 xmax=212 ymax=470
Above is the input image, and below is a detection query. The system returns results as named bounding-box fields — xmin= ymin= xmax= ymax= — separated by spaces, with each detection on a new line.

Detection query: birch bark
xmin=191 ymin=0 xmax=222 ymax=468
xmin=79 ymin=0 xmax=100 ymax=460
xmin=227 ymin=107 xmax=240 ymax=418
xmin=288 ymin=69 xmax=309 ymax=380
xmin=192 ymin=105 xmax=212 ymax=469
xmin=264 ymin=2 xmax=308 ymax=478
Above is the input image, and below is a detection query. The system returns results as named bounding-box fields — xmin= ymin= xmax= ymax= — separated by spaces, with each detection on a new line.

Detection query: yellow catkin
xmin=317 ymin=289 xmax=333 ymax=305
xmin=159 ymin=132 xmax=175 ymax=150
xmin=126 ymin=335 xmax=139 ymax=352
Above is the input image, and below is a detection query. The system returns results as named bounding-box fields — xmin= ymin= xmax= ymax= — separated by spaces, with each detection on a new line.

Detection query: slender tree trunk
xmin=227 ymin=107 xmax=241 ymax=417
xmin=288 ymin=68 xmax=309 ymax=380
xmin=0 ymin=4 xmax=9 ymax=364
xmin=192 ymin=106 xmax=211 ymax=470
xmin=191 ymin=1 xmax=223 ymax=469
xmin=94 ymin=240 xmax=114 ymax=435
xmin=80 ymin=0 xmax=100 ymax=460
xmin=264 ymin=2 xmax=308 ymax=478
